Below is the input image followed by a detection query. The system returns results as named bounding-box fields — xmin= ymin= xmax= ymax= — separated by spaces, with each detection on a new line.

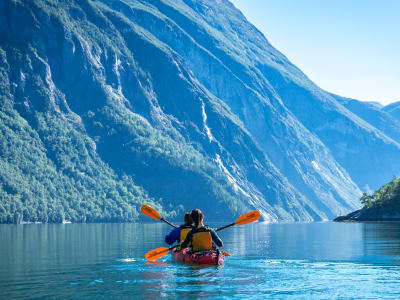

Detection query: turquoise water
xmin=1 ymin=222 xmax=400 ymax=299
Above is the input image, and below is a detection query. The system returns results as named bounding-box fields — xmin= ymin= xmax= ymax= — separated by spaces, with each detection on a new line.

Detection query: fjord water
xmin=1 ymin=222 xmax=400 ymax=299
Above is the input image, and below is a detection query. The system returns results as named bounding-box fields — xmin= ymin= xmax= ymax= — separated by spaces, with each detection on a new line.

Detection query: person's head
xmin=184 ymin=212 xmax=193 ymax=225
xmin=191 ymin=209 xmax=204 ymax=228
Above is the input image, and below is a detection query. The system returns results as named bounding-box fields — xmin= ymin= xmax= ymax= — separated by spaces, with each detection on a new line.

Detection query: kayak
xmin=172 ymin=248 xmax=225 ymax=266
xmin=172 ymin=248 xmax=224 ymax=266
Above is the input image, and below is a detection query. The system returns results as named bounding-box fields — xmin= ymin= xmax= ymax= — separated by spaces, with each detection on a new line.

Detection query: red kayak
xmin=172 ymin=248 xmax=225 ymax=266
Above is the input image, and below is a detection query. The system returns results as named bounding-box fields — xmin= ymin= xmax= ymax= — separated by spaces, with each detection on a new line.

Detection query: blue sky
xmin=230 ymin=0 xmax=400 ymax=105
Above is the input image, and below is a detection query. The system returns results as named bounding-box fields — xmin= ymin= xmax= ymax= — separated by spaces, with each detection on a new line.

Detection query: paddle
xmin=141 ymin=204 xmax=178 ymax=228
xmin=220 ymin=250 xmax=231 ymax=257
xmin=215 ymin=210 xmax=260 ymax=232
xmin=145 ymin=246 xmax=173 ymax=261
xmin=144 ymin=210 xmax=260 ymax=260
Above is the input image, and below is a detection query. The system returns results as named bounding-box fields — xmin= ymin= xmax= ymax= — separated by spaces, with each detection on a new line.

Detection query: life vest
xmin=179 ymin=224 xmax=193 ymax=243
xmin=191 ymin=227 xmax=213 ymax=252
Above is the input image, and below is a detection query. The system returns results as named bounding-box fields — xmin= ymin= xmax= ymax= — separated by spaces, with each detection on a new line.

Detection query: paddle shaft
xmin=161 ymin=217 xmax=178 ymax=228
xmin=162 ymin=219 xmax=232 ymax=232
xmin=215 ymin=222 xmax=234 ymax=232
xmin=161 ymin=218 xmax=232 ymax=232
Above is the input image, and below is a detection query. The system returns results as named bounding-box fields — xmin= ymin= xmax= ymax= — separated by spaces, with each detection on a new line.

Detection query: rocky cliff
xmin=0 ymin=0 xmax=399 ymax=223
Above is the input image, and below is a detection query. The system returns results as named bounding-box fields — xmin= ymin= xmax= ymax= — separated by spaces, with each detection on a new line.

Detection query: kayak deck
xmin=172 ymin=248 xmax=225 ymax=266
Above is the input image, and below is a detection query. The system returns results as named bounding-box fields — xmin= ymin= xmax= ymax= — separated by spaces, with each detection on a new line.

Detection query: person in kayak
xmin=165 ymin=212 xmax=194 ymax=245
xmin=180 ymin=209 xmax=223 ymax=252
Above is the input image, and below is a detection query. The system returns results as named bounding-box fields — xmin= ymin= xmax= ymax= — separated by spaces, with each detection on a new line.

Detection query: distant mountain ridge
xmin=0 ymin=0 xmax=399 ymax=223
xmin=333 ymin=95 xmax=400 ymax=145
xmin=383 ymin=101 xmax=400 ymax=123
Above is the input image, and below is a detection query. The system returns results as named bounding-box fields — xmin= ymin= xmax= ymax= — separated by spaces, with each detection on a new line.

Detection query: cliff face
xmin=334 ymin=95 xmax=400 ymax=145
xmin=0 ymin=0 xmax=398 ymax=223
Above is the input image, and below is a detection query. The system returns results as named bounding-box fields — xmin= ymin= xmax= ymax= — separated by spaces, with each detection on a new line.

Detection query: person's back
xmin=164 ymin=212 xmax=193 ymax=245
xmin=180 ymin=209 xmax=223 ymax=251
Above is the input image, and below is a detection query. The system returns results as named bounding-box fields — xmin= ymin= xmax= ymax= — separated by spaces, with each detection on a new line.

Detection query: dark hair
xmin=191 ymin=209 xmax=204 ymax=228
xmin=184 ymin=212 xmax=193 ymax=225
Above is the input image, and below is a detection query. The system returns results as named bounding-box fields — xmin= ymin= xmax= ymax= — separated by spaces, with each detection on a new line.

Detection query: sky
xmin=230 ymin=0 xmax=400 ymax=106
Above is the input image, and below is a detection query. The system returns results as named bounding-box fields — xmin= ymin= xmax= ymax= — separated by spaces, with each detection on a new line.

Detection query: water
xmin=1 ymin=222 xmax=400 ymax=299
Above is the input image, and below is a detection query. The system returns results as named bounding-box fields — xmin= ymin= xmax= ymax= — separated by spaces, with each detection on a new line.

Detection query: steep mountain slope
xmin=0 ymin=0 xmax=259 ymax=223
xmin=0 ymin=0 xmax=326 ymax=223
xmin=333 ymin=95 xmax=400 ymax=144
xmin=2 ymin=0 xmax=396 ymax=223
xmin=106 ymin=0 xmax=362 ymax=217
xmin=171 ymin=0 xmax=400 ymax=193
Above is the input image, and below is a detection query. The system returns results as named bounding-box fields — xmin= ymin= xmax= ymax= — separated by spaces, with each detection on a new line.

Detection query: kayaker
xmin=164 ymin=212 xmax=194 ymax=245
xmin=180 ymin=209 xmax=223 ymax=252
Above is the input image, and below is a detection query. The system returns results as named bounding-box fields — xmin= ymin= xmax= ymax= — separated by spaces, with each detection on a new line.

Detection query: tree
xmin=360 ymin=192 xmax=374 ymax=207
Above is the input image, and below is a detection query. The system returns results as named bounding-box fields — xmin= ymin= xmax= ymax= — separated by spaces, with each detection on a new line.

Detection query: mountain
xmin=365 ymin=101 xmax=384 ymax=109
xmin=384 ymin=102 xmax=400 ymax=123
xmin=333 ymin=95 xmax=400 ymax=145
xmin=0 ymin=0 xmax=399 ymax=223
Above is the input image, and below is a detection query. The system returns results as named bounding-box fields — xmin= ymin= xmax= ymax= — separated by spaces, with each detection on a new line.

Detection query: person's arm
xmin=210 ymin=229 xmax=223 ymax=247
xmin=180 ymin=230 xmax=193 ymax=249
xmin=165 ymin=227 xmax=180 ymax=245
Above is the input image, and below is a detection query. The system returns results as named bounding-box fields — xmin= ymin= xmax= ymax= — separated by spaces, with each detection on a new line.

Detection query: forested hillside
xmin=335 ymin=177 xmax=400 ymax=221
xmin=0 ymin=0 xmax=399 ymax=223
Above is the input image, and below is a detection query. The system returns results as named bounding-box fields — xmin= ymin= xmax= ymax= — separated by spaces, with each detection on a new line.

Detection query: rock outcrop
xmin=335 ymin=177 xmax=400 ymax=221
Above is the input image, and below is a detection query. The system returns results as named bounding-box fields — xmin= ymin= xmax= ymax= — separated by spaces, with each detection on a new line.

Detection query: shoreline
xmin=334 ymin=219 xmax=400 ymax=223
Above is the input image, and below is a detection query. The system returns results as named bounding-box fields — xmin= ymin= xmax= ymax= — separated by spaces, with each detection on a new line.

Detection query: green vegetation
xmin=0 ymin=0 xmax=250 ymax=223
xmin=0 ymin=93 xmax=157 ymax=223
xmin=359 ymin=177 xmax=400 ymax=212
xmin=4 ymin=0 xmax=378 ymax=223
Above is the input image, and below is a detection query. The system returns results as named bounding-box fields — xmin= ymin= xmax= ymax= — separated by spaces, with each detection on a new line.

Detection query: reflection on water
xmin=363 ymin=222 xmax=400 ymax=258
xmin=1 ymin=222 xmax=400 ymax=299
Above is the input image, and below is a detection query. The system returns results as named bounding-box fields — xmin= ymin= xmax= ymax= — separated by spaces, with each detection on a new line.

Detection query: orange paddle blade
xmin=141 ymin=204 xmax=161 ymax=220
xmin=220 ymin=250 xmax=231 ymax=257
xmin=145 ymin=247 xmax=170 ymax=261
xmin=235 ymin=210 xmax=260 ymax=226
